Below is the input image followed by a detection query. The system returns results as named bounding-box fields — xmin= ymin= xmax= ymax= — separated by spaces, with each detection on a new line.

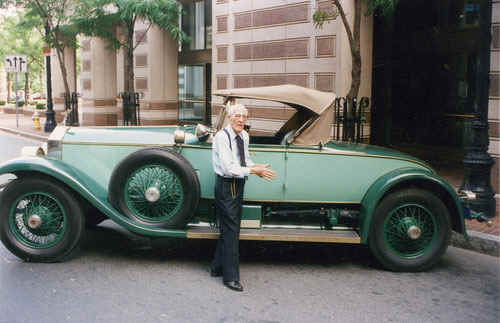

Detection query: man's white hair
xmin=226 ymin=103 xmax=248 ymax=116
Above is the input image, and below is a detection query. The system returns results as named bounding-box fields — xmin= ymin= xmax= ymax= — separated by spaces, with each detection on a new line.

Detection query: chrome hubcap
xmin=144 ymin=187 xmax=161 ymax=202
xmin=27 ymin=214 xmax=42 ymax=229
xmin=407 ymin=225 xmax=422 ymax=240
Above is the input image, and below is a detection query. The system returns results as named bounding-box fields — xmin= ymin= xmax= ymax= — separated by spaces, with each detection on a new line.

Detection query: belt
xmin=216 ymin=174 xmax=247 ymax=182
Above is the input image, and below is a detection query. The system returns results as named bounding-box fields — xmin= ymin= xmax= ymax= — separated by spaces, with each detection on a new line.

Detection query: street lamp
xmin=44 ymin=21 xmax=56 ymax=133
xmin=458 ymin=0 xmax=496 ymax=218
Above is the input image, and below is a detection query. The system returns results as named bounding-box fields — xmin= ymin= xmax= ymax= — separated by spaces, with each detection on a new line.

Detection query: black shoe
xmin=223 ymin=281 xmax=244 ymax=292
xmin=210 ymin=269 xmax=222 ymax=277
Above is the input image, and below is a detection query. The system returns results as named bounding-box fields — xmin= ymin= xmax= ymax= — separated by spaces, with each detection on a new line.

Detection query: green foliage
xmin=367 ymin=0 xmax=398 ymax=17
xmin=36 ymin=103 xmax=45 ymax=109
xmin=313 ymin=0 xmax=398 ymax=28
xmin=73 ymin=0 xmax=186 ymax=49
xmin=16 ymin=100 xmax=25 ymax=107
xmin=0 ymin=100 xmax=6 ymax=105
xmin=0 ymin=10 xmax=45 ymax=97
xmin=72 ymin=0 xmax=186 ymax=92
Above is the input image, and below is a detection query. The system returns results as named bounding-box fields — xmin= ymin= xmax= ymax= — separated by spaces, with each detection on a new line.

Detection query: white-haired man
xmin=211 ymin=103 xmax=275 ymax=292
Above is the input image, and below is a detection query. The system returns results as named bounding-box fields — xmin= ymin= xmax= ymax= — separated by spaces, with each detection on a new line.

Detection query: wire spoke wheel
xmin=8 ymin=192 xmax=67 ymax=249
xmin=0 ymin=177 xmax=85 ymax=262
xmin=369 ymin=188 xmax=451 ymax=272
xmin=383 ymin=203 xmax=437 ymax=258
xmin=109 ymin=148 xmax=200 ymax=229
xmin=125 ymin=164 xmax=184 ymax=222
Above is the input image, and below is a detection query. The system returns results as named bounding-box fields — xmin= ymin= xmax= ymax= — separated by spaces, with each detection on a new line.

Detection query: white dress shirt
xmin=213 ymin=125 xmax=254 ymax=178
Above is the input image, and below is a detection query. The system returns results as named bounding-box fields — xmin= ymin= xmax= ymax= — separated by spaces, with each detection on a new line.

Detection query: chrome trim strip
xmin=243 ymin=199 xmax=361 ymax=204
xmin=62 ymin=142 xmax=175 ymax=147
xmin=61 ymin=141 xmax=431 ymax=171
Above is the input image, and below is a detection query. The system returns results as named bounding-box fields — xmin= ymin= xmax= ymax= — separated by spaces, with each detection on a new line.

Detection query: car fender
xmin=359 ymin=167 xmax=466 ymax=244
xmin=0 ymin=157 xmax=187 ymax=238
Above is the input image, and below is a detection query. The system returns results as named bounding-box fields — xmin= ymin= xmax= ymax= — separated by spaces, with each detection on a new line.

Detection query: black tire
xmin=368 ymin=188 xmax=451 ymax=272
xmin=108 ymin=147 xmax=200 ymax=229
xmin=0 ymin=177 xmax=85 ymax=262
xmin=79 ymin=197 xmax=108 ymax=228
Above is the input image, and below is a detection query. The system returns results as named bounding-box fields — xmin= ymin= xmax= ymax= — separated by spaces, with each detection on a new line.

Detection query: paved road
xmin=0 ymin=132 xmax=41 ymax=186
xmin=0 ymin=131 xmax=499 ymax=323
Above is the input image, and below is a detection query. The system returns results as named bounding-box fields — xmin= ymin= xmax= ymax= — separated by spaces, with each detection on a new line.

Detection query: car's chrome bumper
xmin=459 ymin=190 xmax=493 ymax=226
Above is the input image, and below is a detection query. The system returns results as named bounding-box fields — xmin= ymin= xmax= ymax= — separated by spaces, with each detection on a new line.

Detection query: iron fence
xmin=120 ymin=92 xmax=141 ymax=126
xmin=333 ymin=97 xmax=370 ymax=143
xmin=64 ymin=92 xmax=79 ymax=126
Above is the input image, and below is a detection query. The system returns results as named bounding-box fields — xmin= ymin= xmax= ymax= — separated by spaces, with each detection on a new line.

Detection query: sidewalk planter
xmin=2 ymin=105 xmax=17 ymax=114
xmin=22 ymin=106 xmax=34 ymax=117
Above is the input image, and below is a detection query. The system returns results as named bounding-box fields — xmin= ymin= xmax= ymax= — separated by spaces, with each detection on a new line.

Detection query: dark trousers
xmin=211 ymin=175 xmax=245 ymax=282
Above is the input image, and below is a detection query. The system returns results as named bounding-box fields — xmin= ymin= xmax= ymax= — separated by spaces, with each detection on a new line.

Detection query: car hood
xmin=61 ymin=125 xmax=199 ymax=145
xmin=323 ymin=141 xmax=434 ymax=172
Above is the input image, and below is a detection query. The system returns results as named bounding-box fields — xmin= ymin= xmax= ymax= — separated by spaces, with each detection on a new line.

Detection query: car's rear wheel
xmin=369 ymin=188 xmax=451 ymax=272
xmin=108 ymin=148 xmax=200 ymax=229
xmin=0 ymin=177 xmax=85 ymax=262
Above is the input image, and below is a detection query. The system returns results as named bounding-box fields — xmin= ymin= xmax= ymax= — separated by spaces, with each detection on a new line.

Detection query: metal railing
xmin=333 ymin=97 xmax=370 ymax=143
xmin=120 ymin=92 xmax=141 ymax=126
xmin=64 ymin=92 xmax=79 ymax=126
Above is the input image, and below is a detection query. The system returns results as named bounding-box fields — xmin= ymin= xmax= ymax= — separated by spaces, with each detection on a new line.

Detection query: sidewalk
xmin=1 ymin=110 xmax=499 ymax=256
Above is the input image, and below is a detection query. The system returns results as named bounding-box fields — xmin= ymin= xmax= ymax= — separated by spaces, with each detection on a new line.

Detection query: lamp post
xmin=44 ymin=21 xmax=56 ymax=133
xmin=459 ymin=0 xmax=496 ymax=217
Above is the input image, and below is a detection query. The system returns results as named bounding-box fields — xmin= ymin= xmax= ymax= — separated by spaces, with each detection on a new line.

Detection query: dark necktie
xmin=235 ymin=135 xmax=246 ymax=167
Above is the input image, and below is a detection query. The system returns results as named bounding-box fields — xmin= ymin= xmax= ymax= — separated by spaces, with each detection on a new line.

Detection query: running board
xmin=186 ymin=227 xmax=361 ymax=244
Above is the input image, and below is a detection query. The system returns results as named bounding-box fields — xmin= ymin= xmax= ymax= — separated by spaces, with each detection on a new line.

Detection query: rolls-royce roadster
xmin=0 ymin=85 xmax=479 ymax=271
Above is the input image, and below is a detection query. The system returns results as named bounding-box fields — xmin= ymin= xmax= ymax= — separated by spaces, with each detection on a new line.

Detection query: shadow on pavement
xmin=81 ymin=221 xmax=384 ymax=271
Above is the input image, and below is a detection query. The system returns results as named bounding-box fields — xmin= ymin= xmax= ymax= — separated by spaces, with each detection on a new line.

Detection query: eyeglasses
xmin=232 ymin=114 xmax=248 ymax=120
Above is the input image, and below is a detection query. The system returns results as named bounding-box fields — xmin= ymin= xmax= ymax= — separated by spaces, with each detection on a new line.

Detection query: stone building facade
xmin=52 ymin=0 xmax=373 ymax=138
xmin=0 ymin=0 xmax=497 ymax=199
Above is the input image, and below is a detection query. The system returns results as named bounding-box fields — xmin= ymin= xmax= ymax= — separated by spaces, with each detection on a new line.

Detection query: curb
xmin=0 ymin=126 xmax=48 ymax=142
xmin=451 ymin=230 xmax=500 ymax=257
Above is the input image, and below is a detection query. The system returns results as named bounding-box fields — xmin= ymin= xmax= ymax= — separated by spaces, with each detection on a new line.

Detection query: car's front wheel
xmin=108 ymin=148 xmax=200 ymax=229
xmin=0 ymin=177 xmax=85 ymax=262
xmin=369 ymin=188 xmax=451 ymax=272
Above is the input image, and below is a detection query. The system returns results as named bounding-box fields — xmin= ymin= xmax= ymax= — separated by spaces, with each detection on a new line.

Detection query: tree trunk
xmin=347 ymin=0 xmax=362 ymax=100
xmin=55 ymin=46 xmax=71 ymax=95
xmin=7 ymin=72 xmax=11 ymax=101
xmin=125 ymin=32 xmax=135 ymax=93
xmin=24 ymin=71 xmax=29 ymax=103
xmin=39 ymin=69 xmax=44 ymax=99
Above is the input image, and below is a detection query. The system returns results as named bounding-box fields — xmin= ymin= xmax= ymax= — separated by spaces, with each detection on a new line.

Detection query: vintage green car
xmin=0 ymin=85 xmax=474 ymax=271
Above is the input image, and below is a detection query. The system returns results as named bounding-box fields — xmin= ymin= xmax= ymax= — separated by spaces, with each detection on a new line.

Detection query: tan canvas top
xmin=213 ymin=84 xmax=336 ymax=145
xmin=213 ymin=84 xmax=336 ymax=115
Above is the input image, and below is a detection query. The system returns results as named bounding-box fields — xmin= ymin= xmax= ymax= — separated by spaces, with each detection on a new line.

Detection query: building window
xmin=178 ymin=65 xmax=205 ymax=122
xmin=182 ymin=0 xmax=212 ymax=50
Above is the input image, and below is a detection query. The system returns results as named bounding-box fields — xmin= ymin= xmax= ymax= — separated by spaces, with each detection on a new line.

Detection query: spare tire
xmin=108 ymin=147 xmax=200 ymax=229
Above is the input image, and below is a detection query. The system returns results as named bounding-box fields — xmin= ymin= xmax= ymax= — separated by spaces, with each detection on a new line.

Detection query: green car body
xmin=0 ymin=85 xmax=467 ymax=271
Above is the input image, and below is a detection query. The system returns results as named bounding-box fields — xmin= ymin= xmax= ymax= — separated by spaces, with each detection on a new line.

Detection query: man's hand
xmin=250 ymin=164 xmax=276 ymax=181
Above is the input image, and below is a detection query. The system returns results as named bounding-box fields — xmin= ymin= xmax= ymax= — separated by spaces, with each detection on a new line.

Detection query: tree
xmin=314 ymin=0 xmax=398 ymax=100
xmin=73 ymin=0 xmax=185 ymax=93
xmin=0 ymin=0 xmax=80 ymax=95
xmin=0 ymin=12 xmax=44 ymax=101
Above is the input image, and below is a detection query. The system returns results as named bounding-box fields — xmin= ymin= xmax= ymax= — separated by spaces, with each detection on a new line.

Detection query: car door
xmin=284 ymin=144 xmax=359 ymax=204
xmin=243 ymin=143 xmax=286 ymax=202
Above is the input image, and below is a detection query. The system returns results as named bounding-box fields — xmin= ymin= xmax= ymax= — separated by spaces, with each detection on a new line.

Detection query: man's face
xmin=229 ymin=109 xmax=247 ymax=134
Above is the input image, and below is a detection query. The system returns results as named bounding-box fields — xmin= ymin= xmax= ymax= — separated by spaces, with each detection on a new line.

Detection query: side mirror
xmin=195 ymin=123 xmax=210 ymax=142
